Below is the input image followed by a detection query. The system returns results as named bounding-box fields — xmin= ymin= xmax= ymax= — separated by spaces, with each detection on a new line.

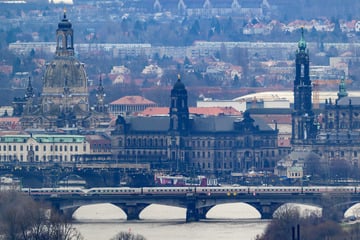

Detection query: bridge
xmin=28 ymin=187 xmax=360 ymax=222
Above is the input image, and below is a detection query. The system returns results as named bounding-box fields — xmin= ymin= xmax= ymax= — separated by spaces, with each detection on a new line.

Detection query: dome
xmin=58 ymin=11 xmax=72 ymax=29
xmin=43 ymin=56 xmax=87 ymax=89
xmin=173 ymin=78 xmax=185 ymax=90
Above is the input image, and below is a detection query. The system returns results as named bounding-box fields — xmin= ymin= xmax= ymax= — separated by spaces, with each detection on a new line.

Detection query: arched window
xmin=66 ymin=34 xmax=72 ymax=49
xmin=57 ymin=35 xmax=64 ymax=49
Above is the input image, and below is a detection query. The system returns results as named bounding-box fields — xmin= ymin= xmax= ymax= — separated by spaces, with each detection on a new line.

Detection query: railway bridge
xmin=30 ymin=189 xmax=360 ymax=222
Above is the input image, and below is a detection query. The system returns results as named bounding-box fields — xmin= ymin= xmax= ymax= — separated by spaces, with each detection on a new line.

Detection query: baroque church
xmin=290 ymin=28 xmax=360 ymax=175
xmin=13 ymin=11 xmax=110 ymax=129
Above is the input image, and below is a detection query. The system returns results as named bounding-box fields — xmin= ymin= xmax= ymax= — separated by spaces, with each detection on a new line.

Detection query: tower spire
xmin=56 ymin=10 xmax=74 ymax=57
xmin=337 ymin=76 xmax=348 ymax=100
xmin=298 ymin=27 xmax=307 ymax=52
xmin=292 ymin=28 xmax=316 ymax=143
xmin=95 ymin=76 xmax=106 ymax=112
xmin=25 ymin=77 xmax=34 ymax=99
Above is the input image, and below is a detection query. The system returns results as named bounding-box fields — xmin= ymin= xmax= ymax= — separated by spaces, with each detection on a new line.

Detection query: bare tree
xmin=111 ymin=231 xmax=146 ymax=240
xmin=0 ymin=190 xmax=83 ymax=240
xmin=256 ymin=203 xmax=346 ymax=240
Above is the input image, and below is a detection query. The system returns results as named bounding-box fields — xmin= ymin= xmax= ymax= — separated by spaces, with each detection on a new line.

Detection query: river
xmin=73 ymin=202 xmax=359 ymax=240
xmin=73 ymin=203 xmax=269 ymax=240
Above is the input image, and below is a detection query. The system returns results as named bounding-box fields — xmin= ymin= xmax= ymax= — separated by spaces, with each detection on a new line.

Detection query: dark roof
xmin=251 ymin=116 xmax=274 ymax=131
xmin=192 ymin=116 xmax=239 ymax=132
xmin=337 ymin=96 xmax=360 ymax=106
xmin=246 ymin=108 xmax=292 ymax=114
xmin=127 ymin=116 xmax=170 ymax=132
xmin=124 ymin=114 xmax=273 ymax=133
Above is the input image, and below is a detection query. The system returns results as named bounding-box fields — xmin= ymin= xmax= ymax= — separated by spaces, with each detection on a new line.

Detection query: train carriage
xmin=22 ymin=187 xmax=84 ymax=197
xmin=249 ymin=186 xmax=302 ymax=195
xmin=302 ymin=186 xmax=356 ymax=194
xmin=142 ymin=187 xmax=196 ymax=195
xmin=84 ymin=187 xmax=142 ymax=196
xmin=195 ymin=186 xmax=249 ymax=196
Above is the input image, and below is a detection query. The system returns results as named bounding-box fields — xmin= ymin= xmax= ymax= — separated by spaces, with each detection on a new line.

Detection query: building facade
xmin=290 ymin=30 xmax=360 ymax=176
xmin=112 ymin=76 xmax=285 ymax=177
xmin=0 ymin=134 xmax=90 ymax=163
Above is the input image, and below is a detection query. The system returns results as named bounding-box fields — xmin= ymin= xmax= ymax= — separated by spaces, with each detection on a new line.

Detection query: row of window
xmin=191 ymin=161 xmax=234 ymax=170
xmin=327 ymin=150 xmax=358 ymax=157
xmin=190 ymin=150 xmax=277 ymax=159
xmin=0 ymin=144 xmax=84 ymax=152
xmin=0 ymin=154 xmax=80 ymax=162
xmin=122 ymin=138 xmax=277 ymax=149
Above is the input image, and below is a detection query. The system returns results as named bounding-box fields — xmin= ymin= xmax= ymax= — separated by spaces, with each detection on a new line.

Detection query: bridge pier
xmin=60 ymin=207 xmax=79 ymax=220
xmin=51 ymin=202 xmax=79 ymax=220
xmin=186 ymin=207 xmax=199 ymax=222
xmin=114 ymin=203 xmax=149 ymax=220
xmin=197 ymin=206 xmax=213 ymax=220
xmin=251 ymin=202 xmax=282 ymax=219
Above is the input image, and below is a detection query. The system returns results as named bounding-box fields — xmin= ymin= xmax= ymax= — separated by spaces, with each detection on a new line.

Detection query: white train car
xmin=249 ymin=186 xmax=302 ymax=195
xmin=142 ymin=187 xmax=196 ymax=195
xmin=85 ymin=187 xmax=141 ymax=196
xmin=23 ymin=187 xmax=84 ymax=197
xmin=195 ymin=186 xmax=249 ymax=196
xmin=302 ymin=186 xmax=356 ymax=194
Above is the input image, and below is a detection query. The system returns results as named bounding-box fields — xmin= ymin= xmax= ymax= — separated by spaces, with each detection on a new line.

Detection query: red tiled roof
xmin=110 ymin=96 xmax=156 ymax=105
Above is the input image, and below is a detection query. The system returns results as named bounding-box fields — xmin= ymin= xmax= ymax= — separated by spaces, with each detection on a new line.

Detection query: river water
xmin=73 ymin=203 xmax=269 ymax=240
xmin=73 ymin=202 xmax=359 ymax=240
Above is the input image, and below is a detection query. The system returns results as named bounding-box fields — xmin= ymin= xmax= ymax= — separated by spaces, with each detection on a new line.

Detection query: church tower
xmin=337 ymin=76 xmax=348 ymax=100
xmin=41 ymin=10 xmax=89 ymax=128
xmin=95 ymin=77 xmax=107 ymax=113
xmin=17 ymin=11 xmax=111 ymax=129
xmin=169 ymin=75 xmax=189 ymax=133
xmin=55 ymin=9 xmax=74 ymax=57
xmin=292 ymin=28 xmax=317 ymax=144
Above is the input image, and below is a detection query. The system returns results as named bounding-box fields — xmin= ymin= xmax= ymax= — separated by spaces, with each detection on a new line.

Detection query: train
xmin=21 ymin=185 xmax=360 ymax=197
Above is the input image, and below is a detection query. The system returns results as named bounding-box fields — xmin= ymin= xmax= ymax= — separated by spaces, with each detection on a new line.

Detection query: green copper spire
xmin=337 ymin=76 xmax=348 ymax=100
xmin=298 ymin=27 xmax=307 ymax=51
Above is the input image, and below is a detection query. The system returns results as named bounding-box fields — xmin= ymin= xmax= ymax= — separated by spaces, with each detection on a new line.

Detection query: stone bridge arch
xmin=343 ymin=202 xmax=360 ymax=217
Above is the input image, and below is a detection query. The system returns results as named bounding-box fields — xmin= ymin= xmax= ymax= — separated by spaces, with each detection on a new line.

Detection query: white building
xmin=0 ymin=134 xmax=90 ymax=162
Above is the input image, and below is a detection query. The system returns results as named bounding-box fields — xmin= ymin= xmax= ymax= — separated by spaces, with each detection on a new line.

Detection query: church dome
xmin=58 ymin=16 xmax=72 ymax=29
xmin=43 ymin=56 xmax=87 ymax=89
xmin=58 ymin=10 xmax=72 ymax=29
xmin=173 ymin=78 xmax=185 ymax=90
xmin=171 ymin=75 xmax=187 ymax=95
